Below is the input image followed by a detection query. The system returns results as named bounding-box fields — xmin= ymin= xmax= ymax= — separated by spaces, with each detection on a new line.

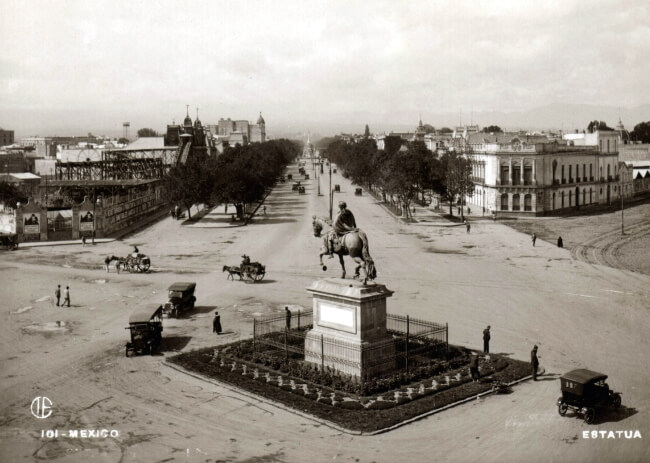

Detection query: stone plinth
xmin=304 ymin=278 xmax=396 ymax=378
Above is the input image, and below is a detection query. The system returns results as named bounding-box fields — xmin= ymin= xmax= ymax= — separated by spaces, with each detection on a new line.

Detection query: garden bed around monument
xmin=168 ymin=340 xmax=530 ymax=433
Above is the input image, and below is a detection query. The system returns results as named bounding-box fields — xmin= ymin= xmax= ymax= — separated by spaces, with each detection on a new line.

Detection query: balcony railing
xmin=600 ymin=177 xmax=605 ymax=182
xmin=583 ymin=177 xmax=587 ymax=182
xmin=562 ymin=179 xmax=566 ymax=184
xmin=608 ymin=176 xmax=613 ymax=182
xmin=590 ymin=176 xmax=594 ymax=181
xmin=569 ymin=178 xmax=574 ymax=183
xmin=552 ymin=179 xmax=559 ymax=185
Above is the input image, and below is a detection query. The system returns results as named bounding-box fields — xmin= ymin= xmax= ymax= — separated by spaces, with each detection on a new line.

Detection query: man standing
xmin=483 ymin=325 xmax=491 ymax=353
xmin=55 ymin=285 xmax=61 ymax=306
xmin=466 ymin=221 xmax=471 ymax=233
xmin=63 ymin=286 xmax=70 ymax=307
xmin=213 ymin=312 xmax=222 ymax=335
xmin=532 ymin=233 xmax=537 ymax=247
xmin=531 ymin=345 xmax=539 ymax=380
xmin=82 ymin=236 xmax=86 ymax=247
xmin=285 ymin=306 xmax=291 ymax=330
xmin=469 ymin=353 xmax=480 ymax=382
xmin=557 ymin=236 xmax=563 ymax=248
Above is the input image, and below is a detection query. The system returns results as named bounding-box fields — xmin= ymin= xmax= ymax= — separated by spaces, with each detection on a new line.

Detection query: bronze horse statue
xmin=312 ymin=216 xmax=376 ymax=284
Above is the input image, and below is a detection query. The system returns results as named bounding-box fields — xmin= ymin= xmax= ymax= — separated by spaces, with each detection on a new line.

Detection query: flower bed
xmin=168 ymin=342 xmax=530 ymax=432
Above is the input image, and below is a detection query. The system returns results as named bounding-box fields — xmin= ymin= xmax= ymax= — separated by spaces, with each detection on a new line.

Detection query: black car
xmin=557 ymin=369 xmax=621 ymax=424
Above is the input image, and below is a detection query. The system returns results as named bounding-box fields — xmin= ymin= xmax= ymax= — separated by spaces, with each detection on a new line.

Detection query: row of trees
xmin=162 ymin=139 xmax=300 ymax=219
xmin=325 ymin=137 xmax=473 ymax=218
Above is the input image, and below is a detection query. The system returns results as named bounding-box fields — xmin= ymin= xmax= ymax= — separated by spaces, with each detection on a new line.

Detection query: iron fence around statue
xmin=252 ymin=310 xmax=448 ymax=377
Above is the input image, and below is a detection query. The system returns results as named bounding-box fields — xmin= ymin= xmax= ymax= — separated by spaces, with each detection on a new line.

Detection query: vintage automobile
xmin=334 ymin=184 xmax=340 ymax=192
xmin=0 ymin=233 xmax=19 ymax=250
xmin=164 ymin=282 xmax=197 ymax=318
xmin=355 ymin=187 xmax=362 ymax=196
xmin=557 ymin=369 xmax=622 ymax=424
xmin=125 ymin=304 xmax=163 ymax=356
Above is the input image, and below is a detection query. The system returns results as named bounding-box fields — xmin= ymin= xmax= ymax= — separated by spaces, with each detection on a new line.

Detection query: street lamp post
xmin=329 ymin=161 xmax=333 ymax=221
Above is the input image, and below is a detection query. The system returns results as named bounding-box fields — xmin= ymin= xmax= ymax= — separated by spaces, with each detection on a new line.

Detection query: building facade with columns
xmin=464 ymin=134 xmax=621 ymax=216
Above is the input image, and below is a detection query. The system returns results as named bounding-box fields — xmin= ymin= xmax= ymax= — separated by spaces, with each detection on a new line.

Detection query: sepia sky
xmin=1 ymin=0 xmax=649 ymax=137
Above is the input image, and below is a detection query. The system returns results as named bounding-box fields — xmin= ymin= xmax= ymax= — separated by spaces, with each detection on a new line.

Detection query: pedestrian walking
xmin=532 ymin=233 xmax=537 ymax=247
xmin=82 ymin=236 xmax=86 ymax=246
xmin=55 ymin=284 xmax=61 ymax=306
xmin=467 ymin=207 xmax=471 ymax=215
xmin=63 ymin=286 xmax=70 ymax=307
xmin=466 ymin=221 xmax=471 ymax=233
xmin=557 ymin=236 xmax=563 ymax=248
xmin=469 ymin=353 xmax=480 ymax=382
xmin=224 ymin=204 xmax=228 ymax=214
xmin=285 ymin=306 xmax=291 ymax=330
xmin=91 ymin=230 xmax=95 ymax=245
xmin=263 ymin=205 xmax=267 ymax=215
xmin=531 ymin=345 xmax=540 ymax=380
xmin=483 ymin=325 xmax=491 ymax=353
xmin=458 ymin=206 xmax=461 ymax=215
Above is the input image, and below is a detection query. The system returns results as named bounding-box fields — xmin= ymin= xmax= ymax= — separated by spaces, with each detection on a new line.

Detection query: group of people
xmin=470 ymin=325 xmax=541 ymax=382
xmin=530 ymin=233 xmax=564 ymax=248
xmin=54 ymin=284 xmax=70 ymax=307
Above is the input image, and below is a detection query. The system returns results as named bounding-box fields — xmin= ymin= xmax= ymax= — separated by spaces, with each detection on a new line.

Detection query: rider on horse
xmin=328 ymin=201 xmax=357 ymax=258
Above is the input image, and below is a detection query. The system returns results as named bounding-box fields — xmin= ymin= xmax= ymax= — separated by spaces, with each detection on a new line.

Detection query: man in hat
xmin=213 ymin=312 xmax=222 ymax=335
xmin=483 ymin=325 xmax=491 ymax=353
xmin=241 ymin=254 xmax=250 ymax=267
xmin=285 ymin=306 xmax=291 ymax=330
xmin=531 ymin=345 xmax=539 ymax=380
xmin=469 ymin=353 xmax=480 ymax=382
xmin=328 ymin=201 xmax=357 ymax=257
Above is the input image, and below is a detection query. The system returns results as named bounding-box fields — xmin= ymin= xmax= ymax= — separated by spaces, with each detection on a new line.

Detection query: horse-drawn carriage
xmin=334 ymin=184 xmax=340 ymax=192
xmin=298 ymin=186 xmax=306 ymax=194
xmin=0 ymin=233 xmax=18 ymax=250
xmin=106 ymin=253 xmax=151 ymax=273
xmin=304 ymin=173 xmax=310 ymax=180
xmin=223 ymin=256 xmax=266 ymax=283
xmin=292 ymin=181 xmax=301 ymax=191
xmin=125 ymin=304 xmax=163 ymax=356
xmin=355 ymin=188 xmax=362 ymax=196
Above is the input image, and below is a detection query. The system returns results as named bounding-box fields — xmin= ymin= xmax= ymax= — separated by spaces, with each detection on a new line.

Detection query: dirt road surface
xmin=1 ymin=162 xmax=649 ymax=463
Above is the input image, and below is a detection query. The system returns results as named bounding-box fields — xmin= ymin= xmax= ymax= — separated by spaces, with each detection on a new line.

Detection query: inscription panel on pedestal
xmin=317 ymin=301 xmax=356 ymax=334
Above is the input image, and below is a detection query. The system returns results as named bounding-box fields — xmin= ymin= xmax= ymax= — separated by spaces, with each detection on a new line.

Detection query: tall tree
xmin=431 ymin=152 xmax=474 ymax=217
xmin=364 ymin=124 xmax=370 ymax=138
xmin=631 ymin=121 xmax=650 ymax=143
xmin=137 ymin=128 xmax=159 ymax=137
xmin=0 ymin=181 xmax=28 ymax=209
xmin=587 ymin=120 xmax=613 ymax=133
xmin=482 ymin=125 xmax=503 ymax=133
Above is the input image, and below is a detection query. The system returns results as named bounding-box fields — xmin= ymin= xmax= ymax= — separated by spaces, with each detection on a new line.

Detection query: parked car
xmin=557 ymin=369 xmax=622 ymax=424
xmin=164 ymin=282 xmax=196 ymax=318
xmin=125 ymin=304 xmax=163 ymax=356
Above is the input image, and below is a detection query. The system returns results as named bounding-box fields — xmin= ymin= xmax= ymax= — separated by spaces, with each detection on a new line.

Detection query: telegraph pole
xmin=621 ymin=179 xmax=624 ymax=235
xmin=329 ymin=161 xmax=333 ymax=221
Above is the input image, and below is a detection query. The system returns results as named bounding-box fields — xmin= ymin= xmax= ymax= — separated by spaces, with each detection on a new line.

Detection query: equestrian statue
xmin=312 ymin=201 xmax=376 ymax=284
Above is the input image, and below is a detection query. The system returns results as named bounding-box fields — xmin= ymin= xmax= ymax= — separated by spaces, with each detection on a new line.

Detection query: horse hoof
xmin=322 ymin=265 xmax=327 ymax=271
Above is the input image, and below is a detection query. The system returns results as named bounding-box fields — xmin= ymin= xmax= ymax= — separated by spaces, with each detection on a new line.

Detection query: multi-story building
xmin=464 ymin=131 xmax=621 ymax=216
xmin=214 ymin=113 xmax=265 ymax=144
xmin=0 ymin=128 xmax=15 ymax=147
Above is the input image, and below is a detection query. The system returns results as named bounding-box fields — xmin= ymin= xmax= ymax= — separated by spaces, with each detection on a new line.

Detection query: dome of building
xmin=257 ymin=112 xmax=265 ymax=125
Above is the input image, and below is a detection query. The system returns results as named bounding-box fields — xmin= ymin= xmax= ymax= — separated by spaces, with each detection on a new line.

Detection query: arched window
xmin=607 ymin=165 xmax=611 ymax=179
xmin=561 ymin=192 xmax=565 ymax=208
xmin=569 ymin=165 xmax=573 ymax=183
xmin=569 ymin=191 xmax=572 ymax=207
xmin=562 ymin=165 xmax=565 ymax=183
xmin=500 ymin=193 xmax=509 ymax=211
xmin=553 ymin=192 xmax=556 ymax=210
xmin=524 ymin=194 xmax=532 ymax=211
xmin=512 ymin=194 xmax=520 ymax=211
xmin=590 ymin=188 xmax=592 ymax=204
xmin=583 ymin=189 xmax=586 ymax=204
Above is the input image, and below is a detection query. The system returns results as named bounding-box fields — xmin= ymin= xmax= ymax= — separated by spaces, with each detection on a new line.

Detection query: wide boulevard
xmin=1 ymin=161 xmax=648 ymax=463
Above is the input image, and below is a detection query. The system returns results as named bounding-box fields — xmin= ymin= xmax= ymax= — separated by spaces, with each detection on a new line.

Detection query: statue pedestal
xmin=304 ymin=278 xmax=395 ymax=378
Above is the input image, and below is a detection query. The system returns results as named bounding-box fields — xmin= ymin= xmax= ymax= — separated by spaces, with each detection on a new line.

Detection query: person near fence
xmin=285 ymin=306 xmax=291 ymax=330
xmin=483 ymin=325 xmax=491 ymax=353
xmin=213 ymin=312 xmax=222 ymax=335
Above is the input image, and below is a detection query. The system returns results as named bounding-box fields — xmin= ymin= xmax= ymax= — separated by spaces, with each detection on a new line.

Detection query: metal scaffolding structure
xmin=54 ymin=158 xmax=165 ymax=181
